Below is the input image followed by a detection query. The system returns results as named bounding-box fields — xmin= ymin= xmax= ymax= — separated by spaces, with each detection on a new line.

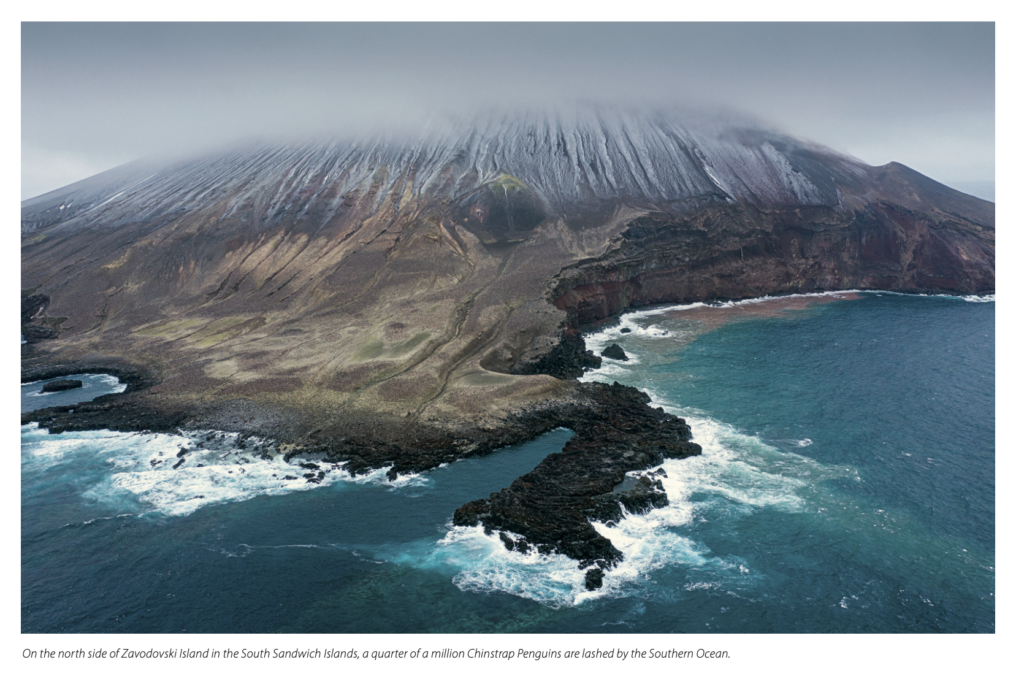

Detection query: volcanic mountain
xmin=21 ymin=109 xmax=995 ymax=576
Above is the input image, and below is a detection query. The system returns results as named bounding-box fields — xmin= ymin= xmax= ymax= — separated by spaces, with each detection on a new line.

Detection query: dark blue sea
xmin=21 ymin=292 xmax=995 ymax=633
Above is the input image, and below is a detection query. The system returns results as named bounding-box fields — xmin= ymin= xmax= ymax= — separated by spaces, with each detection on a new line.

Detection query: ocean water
xmin=21 ymin=373 xmax=126 ymax=413
xmin=21 ymin=292 xmax=994 ymax=633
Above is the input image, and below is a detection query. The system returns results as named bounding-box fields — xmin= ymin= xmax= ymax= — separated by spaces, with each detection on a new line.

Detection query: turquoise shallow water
xmin=21 ymin=292 xmax=994 ymax=632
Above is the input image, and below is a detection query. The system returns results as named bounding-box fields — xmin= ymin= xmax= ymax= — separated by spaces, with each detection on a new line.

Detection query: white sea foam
xmin=416 ymin=523 xmax=714 ymax=608
xmin=868 ymin=290 xmax=994 ymax=303
xmin=581 ymin=291 xmax=862 ymax=382
xmin=583 ymin=412 xmax=852 ymax=600
xmin=433 ymin=526 xmax=588 ymax=606
xmin=584 ymin=289 xmax=991 ymax=359
xmin=213 ymin=542 xmax=325 ymax=558
xmin=585 ymin=304 xmax=699 ymax=352
xmin=21 ymin=424 xmax=144 ymax=470
xmin=580 ymin=357 xmax=635 ymax=383
xmin=417 ymin=408 xmax=850 ymax=608
xmin=22 ymin=426 xmax=426 ymax=517
xmin=98 ymin=374 xmax=128 ymax=392
xmin=433 ymin=287 xmax=983 ymax=607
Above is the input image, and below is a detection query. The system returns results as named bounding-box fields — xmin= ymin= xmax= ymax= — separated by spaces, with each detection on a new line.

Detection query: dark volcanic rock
xmin=601 ymin=344 xmax=628 ymax=361
xmin=20 ymin=108 xmax=993 ymax=573
xmin=22 ymin=290 xmax=68 ymax=343
xmin=23 ymin=392 xmax=190 ymax=436
xmin=589 ymin=474 xmax=670 ymax=524
xmin=451 ymin=174 xmax=549 ymax=244
xmin=585 ymin=568 xmax=604 ymax=590
xmin=620 ymin=327 xmax=631 ymax=333
xmin=499 ymin=532 xmax=531 ymax=554
xmin=40 ymin=379 xmax=83 ymax=393
xmin=509 ymin=327 xmax=601 ymax=379
xmin=453 ymin=382 xmax=701 ymax=568
xmin=552 ymin=196 xmax=994 ymax=327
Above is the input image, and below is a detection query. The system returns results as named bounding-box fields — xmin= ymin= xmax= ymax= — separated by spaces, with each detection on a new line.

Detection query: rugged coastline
xmin=22 ymin=286 xmax=988 ymax=585
xmin=21 ymin=112 xmax=995 ymax=582
xmin=21 ymin=281 xmax=997 ymax=632
xmin=22 ymin=328 xmax=702 ymax=584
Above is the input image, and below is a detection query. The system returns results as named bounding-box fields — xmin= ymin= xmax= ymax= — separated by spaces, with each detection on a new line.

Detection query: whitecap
xmin=433 ymin=526 xmax=587 ymax=607
xmin=410 ymin=410 xmax=848 ymax=607
xmin=584 ymin=288 xmax=991 ymax=356
xmin=867 ymin=290 xmax=994 ymax=303
xmin=24 ymin=426 xmax=427 ymax=517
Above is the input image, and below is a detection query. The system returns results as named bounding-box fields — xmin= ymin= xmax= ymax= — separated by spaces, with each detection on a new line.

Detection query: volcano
xmin=21 ymin=108 xmax=994 ymax=576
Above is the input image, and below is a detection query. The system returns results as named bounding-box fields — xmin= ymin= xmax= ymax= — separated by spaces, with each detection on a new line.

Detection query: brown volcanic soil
xmin=21 ymin=139 xmax=994 ymax=571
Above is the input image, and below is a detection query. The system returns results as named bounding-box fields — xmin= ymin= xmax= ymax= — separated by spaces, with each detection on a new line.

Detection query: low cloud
xmin=21 ymin=144 xmax=134 ymax=200
xmin=22 ymin=23 xmax=994 ymax=200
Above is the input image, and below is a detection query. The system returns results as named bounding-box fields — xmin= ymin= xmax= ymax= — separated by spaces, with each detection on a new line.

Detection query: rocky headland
xmin=21 ymin=109 xmax=994 ymax=579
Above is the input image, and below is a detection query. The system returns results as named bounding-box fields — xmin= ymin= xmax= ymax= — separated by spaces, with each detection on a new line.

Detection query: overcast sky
xmin=21 ymin=22 xmax=994 ymax=200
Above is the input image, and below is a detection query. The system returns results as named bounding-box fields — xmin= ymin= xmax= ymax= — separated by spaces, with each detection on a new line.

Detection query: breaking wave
xmin=21 ymin=425 xmax=426 ymax=518
xmin=403 ymin=407 xmax=851 ymax=608
xmin=583 ymin=290 xmax=992 ymax=355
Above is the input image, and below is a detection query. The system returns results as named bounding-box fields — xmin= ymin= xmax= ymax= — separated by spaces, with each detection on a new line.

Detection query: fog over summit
xmin=22 ymin=23 xmax=994 ymax=200
xmin=21 ymin=105 xmax=856 ymax=235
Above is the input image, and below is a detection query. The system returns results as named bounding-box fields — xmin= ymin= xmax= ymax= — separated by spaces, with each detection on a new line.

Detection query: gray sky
xmin=21 ymin=22 xmax=995 ymax=200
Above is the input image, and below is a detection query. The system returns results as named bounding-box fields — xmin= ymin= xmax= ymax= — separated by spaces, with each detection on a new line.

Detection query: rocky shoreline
xmin=20 ymin=123 xmax=994 ymax=588
xmin=453 ymin=382 xmax=701 ymax=589
xmin=22 ymin=321 xmax=703 ymax=587
xmin=23 ymin=286 xmax=997 ymax=586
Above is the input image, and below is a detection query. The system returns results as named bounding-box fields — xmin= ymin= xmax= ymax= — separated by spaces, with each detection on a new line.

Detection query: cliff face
xmin=21 ymin=110 xmax=993 ymax=569
xmin=551 ymin=178 xmax=994 ymax=326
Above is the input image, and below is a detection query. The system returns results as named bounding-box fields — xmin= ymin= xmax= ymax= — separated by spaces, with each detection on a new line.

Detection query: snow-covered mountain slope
xmin=23 ymin=109 xmax=879 ymax=237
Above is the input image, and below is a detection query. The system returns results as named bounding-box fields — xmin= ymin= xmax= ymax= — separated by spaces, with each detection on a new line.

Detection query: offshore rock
xmin=601 ymin=344 xmax=628 ymax=361
xmin=585 ymin=568 xmax=604 ymax=591
xmin=40 ymin=379 xmax=83 ymax=393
